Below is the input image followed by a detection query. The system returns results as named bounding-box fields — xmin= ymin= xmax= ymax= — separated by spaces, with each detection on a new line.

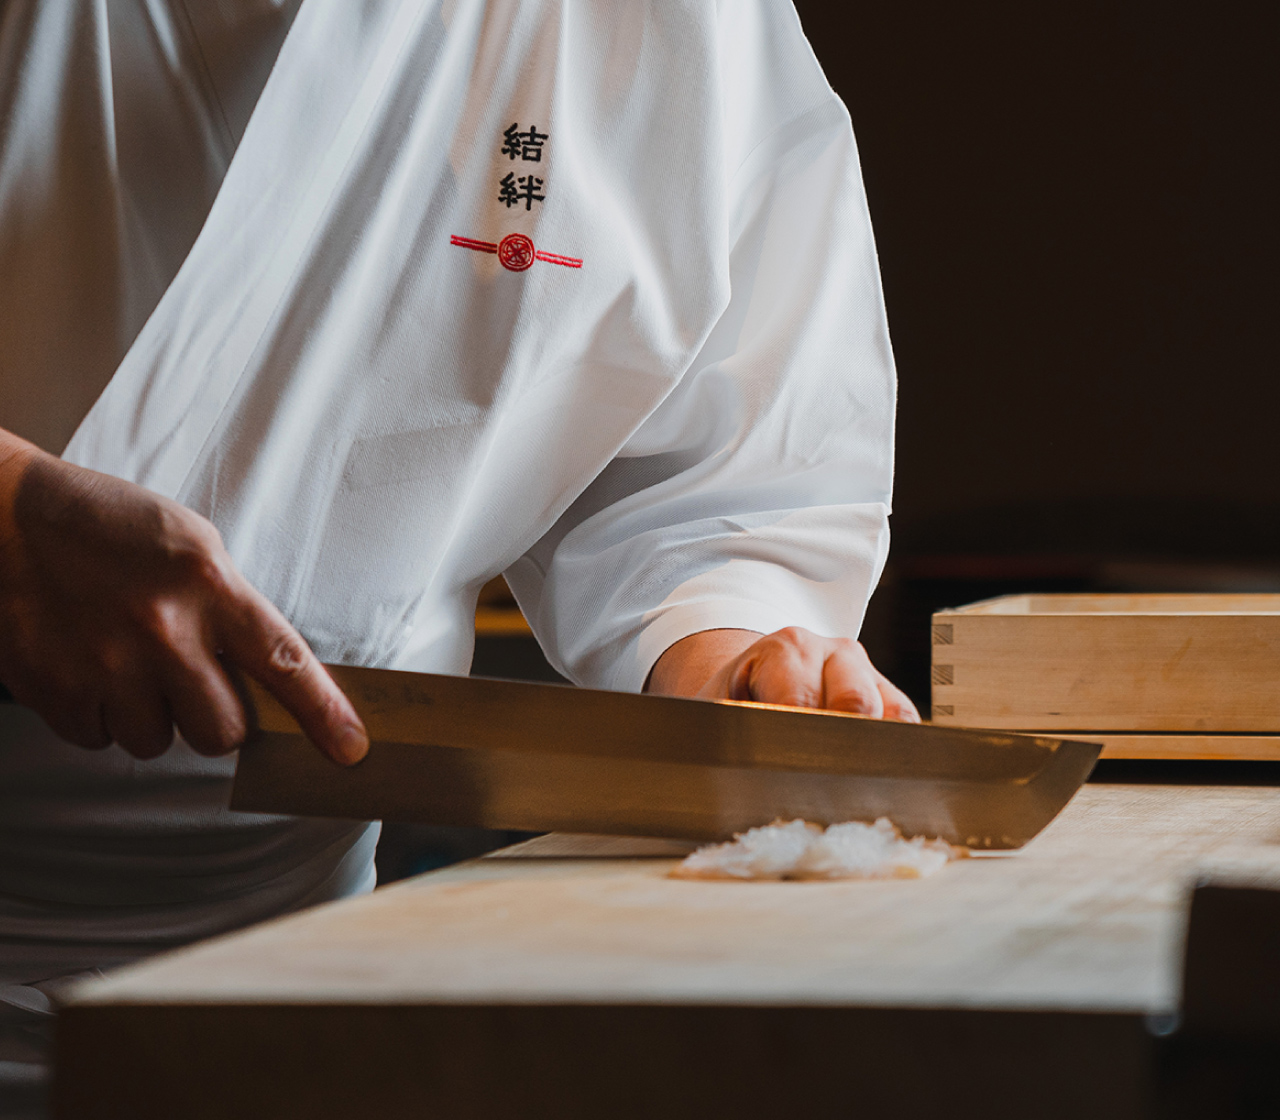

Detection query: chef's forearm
xmin=645 ymin=629 xmax=763 ymax=696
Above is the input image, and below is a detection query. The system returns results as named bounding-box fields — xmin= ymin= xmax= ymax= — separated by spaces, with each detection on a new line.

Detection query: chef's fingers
xmin=42 ymin=693 xmax=113 ymax=751
xmin=820 ymin=642 xmax=885 ymax=718
xmin=0 ymin=661 xmax=113 ymax=750
xmin=874 ymin=671 xmax=921 ymax=723
xmin=738 ymin=628 xmax=826 ymax=708
xmin=215 ymin=579 xmax=368 ymax=765
xmin=679 ymin=627 xmax=914 ymax=722
xmin=160 ymin=643 xmax=249 ymax=756
xmin=102 ymin=675 xmax=175 ymax=760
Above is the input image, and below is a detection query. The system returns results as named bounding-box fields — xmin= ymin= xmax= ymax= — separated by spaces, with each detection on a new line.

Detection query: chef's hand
xmin=646 ymin=626 xmax=920 ymax=721
xmin=0 ymin=433 xmax=368 ymax=764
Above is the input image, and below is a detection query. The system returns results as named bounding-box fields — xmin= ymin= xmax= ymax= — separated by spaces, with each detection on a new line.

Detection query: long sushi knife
xmin=229 ymin=665 xmax=1100 ymax=849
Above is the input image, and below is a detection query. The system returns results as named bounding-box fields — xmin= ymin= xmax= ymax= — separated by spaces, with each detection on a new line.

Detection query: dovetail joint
xmin=932 ymin=623 xmax=954 ymax=645
xmin=932 ymin=664 xmax=954 ymax=686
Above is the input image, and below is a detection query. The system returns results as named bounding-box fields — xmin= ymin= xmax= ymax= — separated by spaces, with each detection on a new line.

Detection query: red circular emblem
xmin=497 ymin=233 xmax=535 ymax=272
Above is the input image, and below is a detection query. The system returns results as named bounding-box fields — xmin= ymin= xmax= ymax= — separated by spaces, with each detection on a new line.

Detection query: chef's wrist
xmin=0 ymin=429 xmax=42 ymax=537
xmin=644 ymin=628 xmax=764 ymax=697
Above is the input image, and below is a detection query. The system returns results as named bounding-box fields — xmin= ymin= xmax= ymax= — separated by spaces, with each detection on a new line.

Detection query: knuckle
xmin=157 ymin=501 xmax=217 ymax=543
xmin=823 ymin=667 xmax=879 ymax=708
xmin=265 ymin=632 xmax=311 ymax=680
xmin=774 ymin=626 xmax=817 ymax=649
xmin=94 ymin=638 xmax=134 ymax=679
xmin=767 ymin=627 xmax=803 ymax=649
xmin=193 ymin=514 xmax=226 ymax=552
xmin=754 ymin=635 xmax=795 ymax=662
xmin=177 ymin=549 xmax=232 ymax=598
xmin=130 ymin=597 xmax=186 ymax=648
xmin=764 ymin=681 xmax=821 ymax=709
xmin=155 ymin=512 xmax=230 ymax=590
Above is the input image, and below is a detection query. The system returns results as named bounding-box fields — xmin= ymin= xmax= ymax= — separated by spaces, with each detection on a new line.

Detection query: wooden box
xmin=931 ymin=594 xmax=1280 ymax=760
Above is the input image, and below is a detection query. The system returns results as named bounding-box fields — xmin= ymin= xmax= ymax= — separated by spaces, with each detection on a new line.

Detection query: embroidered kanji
xmin=501 ymin=123 xmax=548 ymax=161
xmin=498 ymin=172 xmax=545 ymax=211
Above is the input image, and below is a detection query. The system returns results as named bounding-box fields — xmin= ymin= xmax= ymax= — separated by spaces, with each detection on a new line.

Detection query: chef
xmin=0 ymin=0 xmax=913 ymax=1108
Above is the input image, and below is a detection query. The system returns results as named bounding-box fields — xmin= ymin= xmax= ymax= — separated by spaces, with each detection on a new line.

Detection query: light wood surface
xmin=61 ymin=782 xmax=1280 ymax=1015
xmin=940 ymin=593 xmax=1280 ymax=615
xmin=53 ymin=781 xmax=1280 ymax=1118
xmin=1095 ymin=734 xmax=1280 ymax=760
xmin=932 ymin=593 xmax=1280 ymax=732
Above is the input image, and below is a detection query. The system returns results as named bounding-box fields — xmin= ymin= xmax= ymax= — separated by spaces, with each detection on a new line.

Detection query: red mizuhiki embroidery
xmin=450 ymin=232 xmax=582 ymax=271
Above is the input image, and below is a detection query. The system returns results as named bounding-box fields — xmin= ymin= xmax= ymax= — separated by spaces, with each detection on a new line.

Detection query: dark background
xmin=791 ymin=0 xmax=1280 ymax=704
xmin=797 ymin=0 xmax=1278 ymax=547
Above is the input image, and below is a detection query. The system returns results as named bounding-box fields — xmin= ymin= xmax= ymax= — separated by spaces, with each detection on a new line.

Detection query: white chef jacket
xmin=68 ymin=0 xmax=896 ymax=683
xmin=0 ymin=0 xmax=895 ymax=1099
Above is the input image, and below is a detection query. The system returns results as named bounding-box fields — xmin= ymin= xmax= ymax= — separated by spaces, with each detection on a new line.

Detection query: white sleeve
xmin=505 ymin=4 xmax=896 ymax=693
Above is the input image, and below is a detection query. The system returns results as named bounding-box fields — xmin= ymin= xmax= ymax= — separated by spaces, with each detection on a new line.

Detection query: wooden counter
xmin=54 ymin=781 xmax=1280 ymax=1119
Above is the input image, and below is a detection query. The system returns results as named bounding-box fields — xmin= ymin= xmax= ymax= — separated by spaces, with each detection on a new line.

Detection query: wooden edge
xmin=935 ymin=733 xmax=1280 ymax=761
xmin=52 ymin=1003 xmax=1153 ymax=1120
xmin=932 ymin=593 xmax=1280 ymax=619
xmin=1093 ymin=735 xmax=1280 ymax=761
xmin=474 ymin=607 xmax=533 ymax=636
xmin=932 ymin=594 xmax=1031 ymax=617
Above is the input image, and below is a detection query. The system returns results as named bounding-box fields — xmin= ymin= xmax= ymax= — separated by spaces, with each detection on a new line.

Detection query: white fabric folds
xmin=0 ymin=8 xmax=897 ymax=1095
xmin=65 ymin=0 xmax=897 ymax=690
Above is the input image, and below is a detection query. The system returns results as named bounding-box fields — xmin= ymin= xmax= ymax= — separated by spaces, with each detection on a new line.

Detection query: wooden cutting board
xmin=53 ymin=781 xmax=1280 ymax=1119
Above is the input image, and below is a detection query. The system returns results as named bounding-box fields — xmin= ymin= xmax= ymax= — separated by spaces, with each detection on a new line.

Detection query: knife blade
xmin=232 ymin=665 xmax=1099 ymax=849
